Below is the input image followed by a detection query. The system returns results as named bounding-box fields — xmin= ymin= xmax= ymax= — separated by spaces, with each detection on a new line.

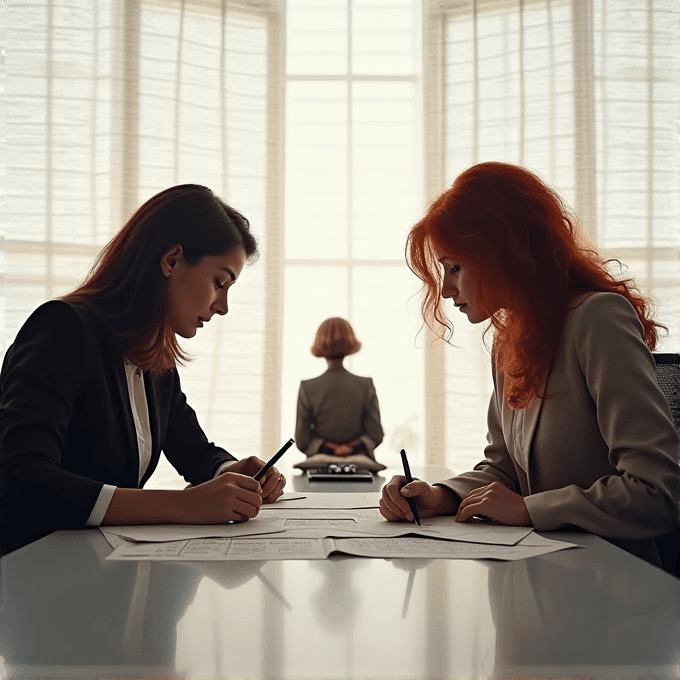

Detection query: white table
xmin=1 ymin=468 xmax=678 ymax=680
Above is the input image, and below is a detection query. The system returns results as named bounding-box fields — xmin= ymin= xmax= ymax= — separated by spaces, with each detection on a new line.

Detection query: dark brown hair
xmin=311 ymin=318 xmax=361 ymax=359
xmin=61 ymin=184 xmax=258 ymax=373
xmin=409 ymin=162 xmax=664 ymax=408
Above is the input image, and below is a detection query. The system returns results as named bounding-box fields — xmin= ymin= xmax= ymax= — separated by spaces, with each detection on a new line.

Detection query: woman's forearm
xmin=101 ymin=488 xmax=185 ymax=525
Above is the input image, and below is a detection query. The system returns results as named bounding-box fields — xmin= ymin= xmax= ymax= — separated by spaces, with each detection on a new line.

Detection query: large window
xmin=3 ymin=0 xmax=677 ymax=483
xmin=281 ymin=0 xmax=427 ymax=469
xmin=2 ymin=0 xmax=281 ymax=489
xmin=425 ymin=0 xmax=680 ymax=472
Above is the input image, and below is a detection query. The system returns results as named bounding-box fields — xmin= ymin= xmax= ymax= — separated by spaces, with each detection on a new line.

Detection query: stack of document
xmin=102 ymin=492 xmax=579 ymax=561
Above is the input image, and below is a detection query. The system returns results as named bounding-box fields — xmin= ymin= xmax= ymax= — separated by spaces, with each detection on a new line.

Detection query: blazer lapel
xmin=514 ymin=369 xmax=550 ymax=475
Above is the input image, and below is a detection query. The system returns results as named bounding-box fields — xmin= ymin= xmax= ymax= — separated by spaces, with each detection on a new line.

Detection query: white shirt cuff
xmin=85 ymin=484 xmax=117 ymax=526
xmin=214 ymin=459 xmax=238 ymax=477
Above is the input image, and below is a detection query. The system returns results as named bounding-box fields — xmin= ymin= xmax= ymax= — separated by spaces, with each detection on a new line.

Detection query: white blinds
xmin=2 ymin=0 xmax=677 ymax=482
xmin=425 ymin=0 xmax=680 ymax=472
xmin=281 ymin=0 xmax=427 ymax=471
xmin=2 ymin=0 xmax=282 ymax=488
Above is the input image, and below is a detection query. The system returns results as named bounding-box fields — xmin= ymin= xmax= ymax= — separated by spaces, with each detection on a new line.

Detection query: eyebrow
xmin=219 ymin=267 xmax=237 ymax=282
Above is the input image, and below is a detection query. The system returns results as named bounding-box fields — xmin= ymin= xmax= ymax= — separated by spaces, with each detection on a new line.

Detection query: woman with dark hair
xmin=295 ymin=317 xmax=384 ymax=461
xmin=0 ymin=184 xmax=286 ymax=555
xmin=380 ymin=162 xmax=680 ymax=565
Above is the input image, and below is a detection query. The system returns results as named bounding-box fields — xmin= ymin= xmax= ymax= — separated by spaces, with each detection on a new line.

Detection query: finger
xmin=244 ymin=455 xmax=267 ymax=476
xmin=232 ymin=486 xmax=264 ymax=510
xmin=381 ymin=491 xmax=411 ymax=521
xmin=462 ymin=485 xmax=489 ymax=500
xmin=259 ymin=467 xmax=281 ymax=495
xmin=262 ymin=474 xmax=286 ymax=503
xmin=226 ymin=471 xmax=262 ymax=492
xmin=401 ymin=479 xmax=426 ymax=497
xmin=456 ymin=497 xmax=491 ymax=523
xmin=231 ymin=494 xmax=262 ymax=519
xmin=385 ymin=480 xmax=413 ymax=516
xmin=379 ymin=498 xmax=407 ymax=522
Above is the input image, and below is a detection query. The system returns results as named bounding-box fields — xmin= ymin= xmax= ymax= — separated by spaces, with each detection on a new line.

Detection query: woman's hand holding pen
xmin=183 ymin=472 xmax=263 ymax=523
xmin=380 ymin=476 xmax=458 ymax=522
xmin=455 ymin=482 xmax=532 ymax=526
xmin=222 ymin=456 xmax=287 ymax=503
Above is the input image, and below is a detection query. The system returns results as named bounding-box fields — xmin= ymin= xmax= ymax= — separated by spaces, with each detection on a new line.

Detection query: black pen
xmin=399 ymin=448 xmax=421 ymax=526
xmin=253 ymin=438 xmax=295 ymax=481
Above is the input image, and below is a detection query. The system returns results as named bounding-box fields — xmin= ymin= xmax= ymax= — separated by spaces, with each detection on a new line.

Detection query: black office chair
xmin=652 ymin=353 xmax=680 ymax=577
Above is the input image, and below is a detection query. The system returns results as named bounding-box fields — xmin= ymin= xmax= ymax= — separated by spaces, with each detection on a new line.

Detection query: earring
xmin=165 ymin=271 xmax=170 ymax=278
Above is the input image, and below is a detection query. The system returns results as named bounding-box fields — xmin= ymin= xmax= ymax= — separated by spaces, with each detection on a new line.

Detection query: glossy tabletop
xmin=1 ymin=469 xmax=679 ymax=680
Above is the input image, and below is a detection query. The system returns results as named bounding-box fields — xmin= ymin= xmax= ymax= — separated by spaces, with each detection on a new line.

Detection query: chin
xmin=176 ymin=328 xmax=197 ymax=339
xmin=466 ymin=311 xmax=490 ymax=324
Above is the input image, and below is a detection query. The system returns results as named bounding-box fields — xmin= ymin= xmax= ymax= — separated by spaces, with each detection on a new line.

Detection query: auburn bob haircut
xmin=311 ymin=318 xmax=361 ymax=359
xmin=408 ymin=162 xmax=664 ymax=408
xmin=61 ymin=184 xmax=258 ymax=373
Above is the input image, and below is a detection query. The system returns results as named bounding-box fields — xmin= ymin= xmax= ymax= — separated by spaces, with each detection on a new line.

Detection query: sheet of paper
xmin=515 ymin=533 xmax=578 ymax=549
xmin=334 ymin=536 xmax=580 ymax=560
xmin=258 ymin=507 xmax=382 ymax=521
xmin=273 ymin=493 xmax=307 ymax=502
xmin=257 ymin=508 xmax=383 ymax=538
xmin=100 ymin=530 xmax=129 ymax=550
xmin=101 ymin=518 xmax=284 ymax=543
xmin=262 ymin=492 xmax=380 ymax=510
xmin=347 ymin=516 xmax=533 ymax=545
xmin=105 ymin=532 xmax=580 ymax=562
xmin=261 ymin=517 xmax=363 ymax=539
xmin=106 ymin=537 xmax=333 ymax=561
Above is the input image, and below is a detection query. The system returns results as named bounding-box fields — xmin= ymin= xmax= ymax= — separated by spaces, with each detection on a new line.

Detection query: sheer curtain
xmin=281 ymin=0 xmax=427 ymax=473
xmin=424 ymin=0 xmax=680 ymax=473
xmin=1 ymin=0 xmax=678 ymax=482
xmin=1 ymin=0 xmax=283 ymax=488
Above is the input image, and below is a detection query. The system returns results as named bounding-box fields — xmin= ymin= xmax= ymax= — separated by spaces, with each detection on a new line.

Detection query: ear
xmin=160 ymin=244 xmax=184 ymax=278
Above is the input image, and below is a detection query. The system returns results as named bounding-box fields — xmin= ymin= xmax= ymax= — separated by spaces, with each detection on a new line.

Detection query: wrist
xmin=433 ymin=484 xmax=458 ymax=515
xmin=102 ymin=488 xmax=186 ymax=525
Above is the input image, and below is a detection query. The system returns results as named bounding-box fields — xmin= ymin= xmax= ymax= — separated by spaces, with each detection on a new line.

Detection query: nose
xmin=441 ymin=276 xmax=458 ymax=299
xmin=213 ymin=289 xmax=228 ymax=316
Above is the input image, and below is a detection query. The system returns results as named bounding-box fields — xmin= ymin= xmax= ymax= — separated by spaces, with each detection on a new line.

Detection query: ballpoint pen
xmin=399 ymin=448 xmax=421 ymax=526
xmin=253 ymin=438 xmax=295 ymax=481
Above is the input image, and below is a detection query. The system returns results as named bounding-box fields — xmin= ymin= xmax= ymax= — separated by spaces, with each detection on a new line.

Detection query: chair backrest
xmin=652 ymin=353 xmax=680 ymax=430
xmin=652 ymin=353 xmax=680 ymax=577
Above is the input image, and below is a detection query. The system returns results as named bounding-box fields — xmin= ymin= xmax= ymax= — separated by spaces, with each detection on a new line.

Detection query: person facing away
xmin=380 ymin=161 xmax=680 ymax=567
xmin=295 ymin=318 xmax=384 ymax=460
xmin=0 ymin=184 xmax=286 ymax=556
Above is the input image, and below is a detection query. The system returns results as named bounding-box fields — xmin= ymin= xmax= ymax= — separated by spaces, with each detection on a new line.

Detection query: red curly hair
xmin=408 ymin=162 xmax=665 ymax=409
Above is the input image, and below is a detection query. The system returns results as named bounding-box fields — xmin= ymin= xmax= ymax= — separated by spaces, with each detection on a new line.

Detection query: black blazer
xmin=0 ymin=301 xmax=236 ymax=555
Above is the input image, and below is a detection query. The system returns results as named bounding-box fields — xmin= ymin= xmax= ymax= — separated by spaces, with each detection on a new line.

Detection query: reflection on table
xmin=1 ymin=466 xmax=678 ymax=680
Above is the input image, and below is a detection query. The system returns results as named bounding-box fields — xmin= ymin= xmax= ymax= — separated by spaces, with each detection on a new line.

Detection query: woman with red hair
xmin=380 ymin=162 xmax=680 ymax=565
xmin=0 ymin=184 xmax=286 ymax=555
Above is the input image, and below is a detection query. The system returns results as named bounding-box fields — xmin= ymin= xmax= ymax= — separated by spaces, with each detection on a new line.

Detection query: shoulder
xmin=8 ymin=300 xmax=113 ymax=363
xmin=568 ymin=292 xmax=641 ymax=334
xmin=344 ymin=370 xmax=375 ymax=389
xmin=2 ymin=302 xmax=99 ymax=384
xmin=16 ymin=300 xmax=90 ymax=343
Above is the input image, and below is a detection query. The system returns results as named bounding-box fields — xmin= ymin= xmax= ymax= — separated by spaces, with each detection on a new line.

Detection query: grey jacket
xmin=295 ymin=364 xmax=384 ymax=458
xmin=439 ymin=292 xmax=680 ymax=562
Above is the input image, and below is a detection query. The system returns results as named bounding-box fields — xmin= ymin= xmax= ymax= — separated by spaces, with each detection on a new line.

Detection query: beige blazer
xmin=440 ymin=293 xmax=680 ymax=559
xmin=295 ymin=364 xmax=384 ymax=458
